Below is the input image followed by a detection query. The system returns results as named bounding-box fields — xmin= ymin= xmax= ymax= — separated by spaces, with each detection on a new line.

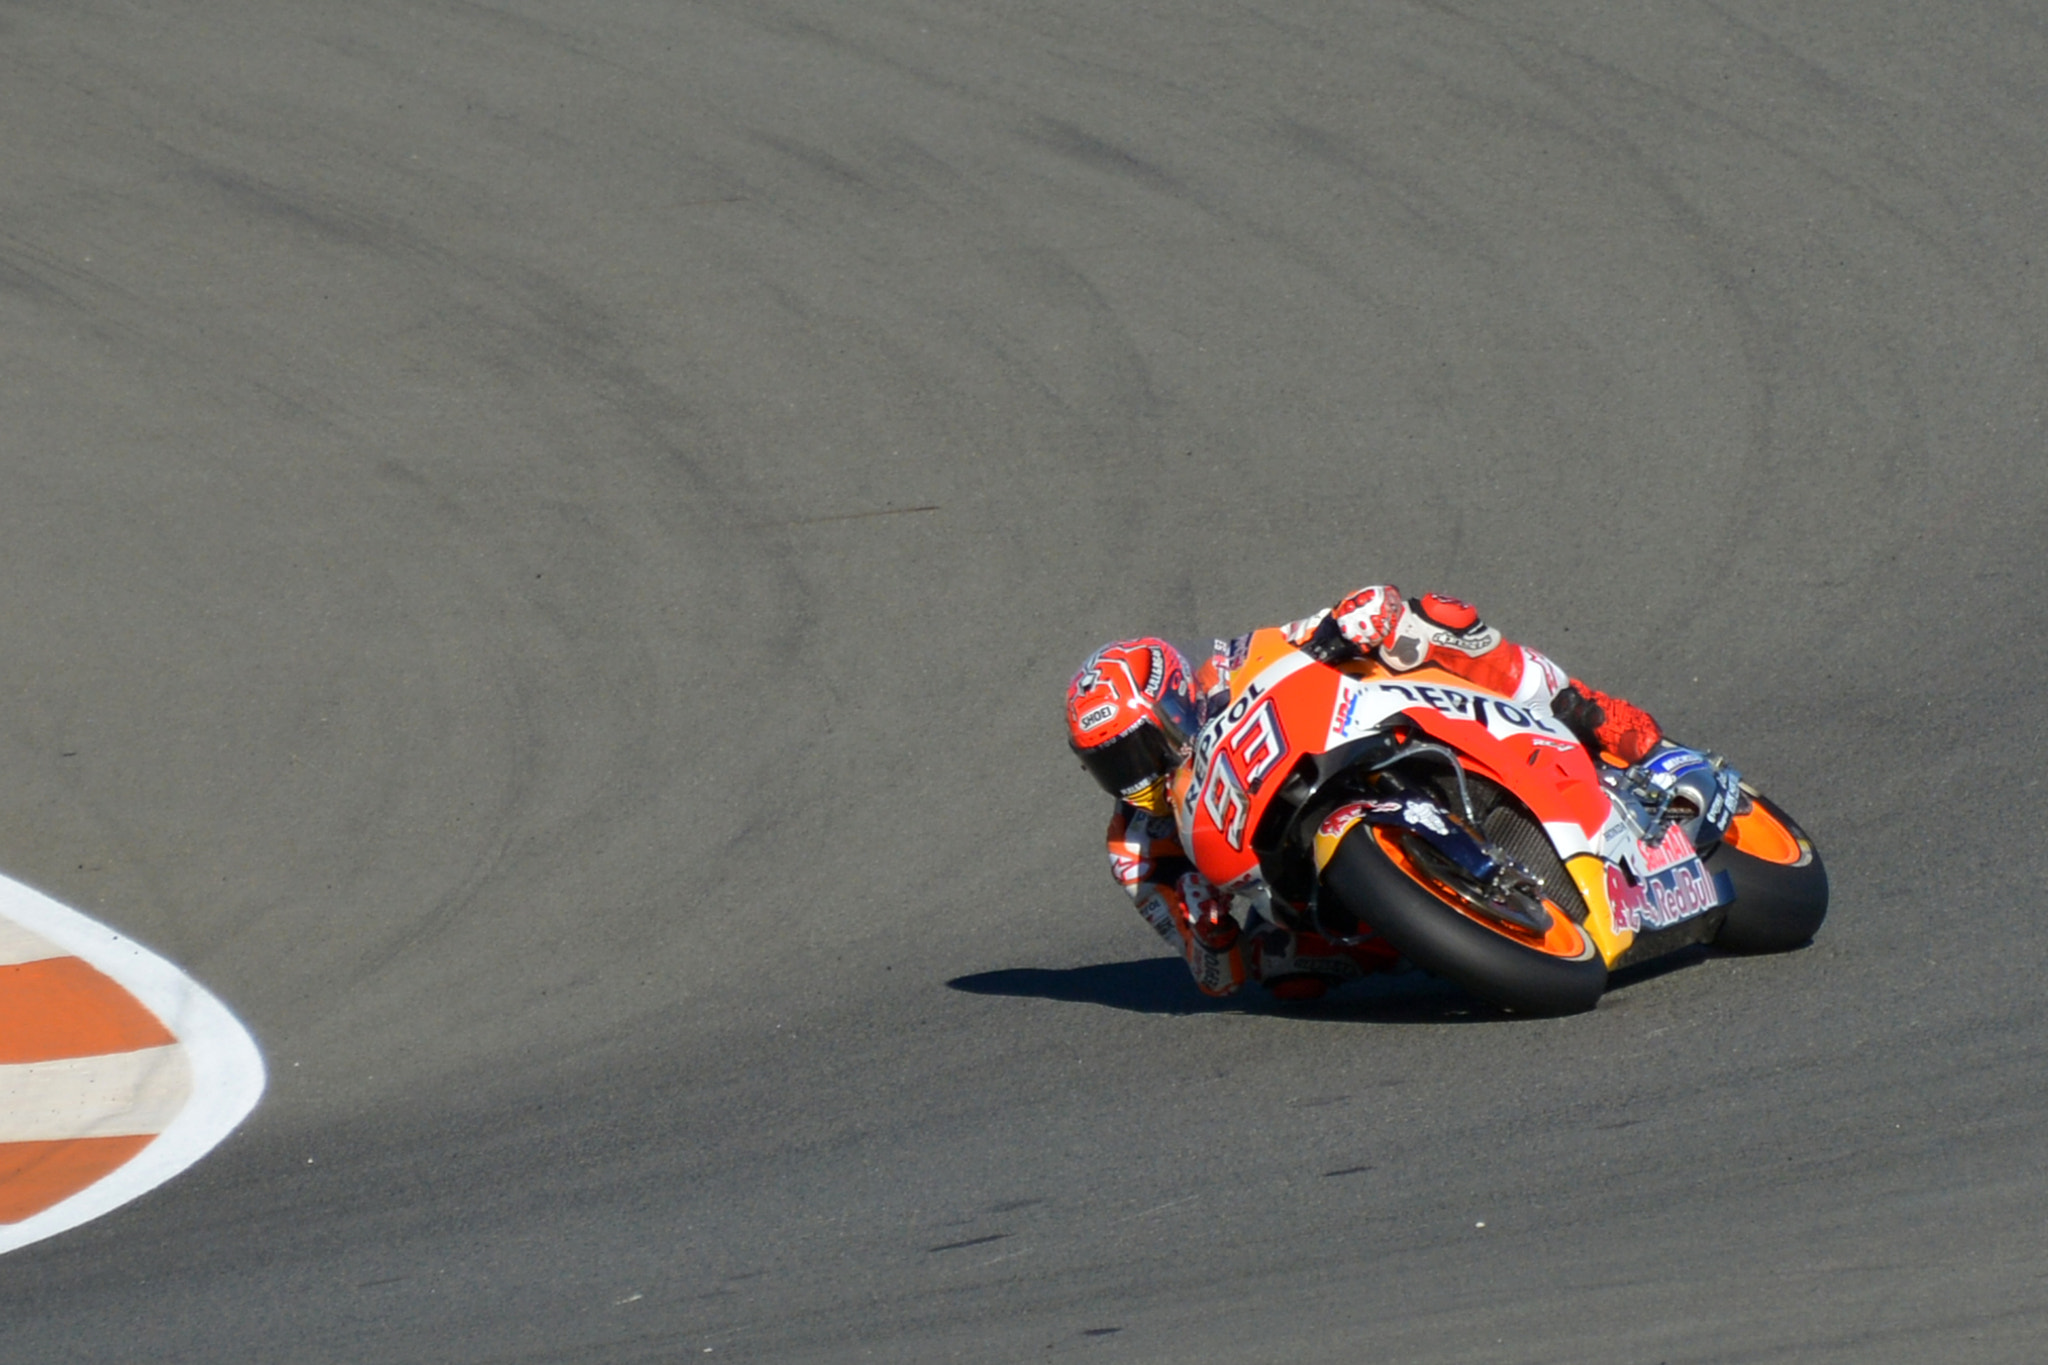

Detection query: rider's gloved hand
xmin=1333 ymin=586 xmax=1434 ymax=671
xmin=1333 ymin=587 xmax=1404 ymax=651
xmin=1178 ymin=871 xmax=1241 ymax=951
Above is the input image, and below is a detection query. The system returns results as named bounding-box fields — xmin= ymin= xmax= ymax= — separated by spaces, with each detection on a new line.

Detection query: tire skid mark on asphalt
xmin=0 ymin=874 xmax=263 ymax=1254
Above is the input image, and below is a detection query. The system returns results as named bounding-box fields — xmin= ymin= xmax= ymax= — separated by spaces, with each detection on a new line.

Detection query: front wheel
xmin=1320 ymin=825 xmax=1608 ymax=1015
xmin=1705 ymin=789 xmax=1828 ymax=953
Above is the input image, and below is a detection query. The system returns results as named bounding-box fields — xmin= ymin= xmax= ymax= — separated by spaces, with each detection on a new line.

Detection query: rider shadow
xmin=948 ymin=957 xmax=1505 ymax=1024
xmin=948 ymin=946 xmax=1716 ymax=1022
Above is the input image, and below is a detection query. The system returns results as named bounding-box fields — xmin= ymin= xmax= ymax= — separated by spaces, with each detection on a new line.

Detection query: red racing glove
xmin=1332 ymin=586 xmax=1405 ymax=652
xmin=1331 ymin=586 xmax=1438 ymax=670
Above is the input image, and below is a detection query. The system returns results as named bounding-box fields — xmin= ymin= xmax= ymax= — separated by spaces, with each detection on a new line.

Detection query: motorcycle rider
xmin=1064 ymin=586 xmax=1738 ymax=1001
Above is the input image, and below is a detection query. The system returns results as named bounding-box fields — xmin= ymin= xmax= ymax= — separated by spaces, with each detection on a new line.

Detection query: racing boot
xmin=1249 ymin=923 xmax=1353 ymax=1002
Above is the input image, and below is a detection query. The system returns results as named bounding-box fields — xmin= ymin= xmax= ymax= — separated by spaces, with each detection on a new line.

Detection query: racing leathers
xmin=1105 ymin=586 xmax=1680 ymax=999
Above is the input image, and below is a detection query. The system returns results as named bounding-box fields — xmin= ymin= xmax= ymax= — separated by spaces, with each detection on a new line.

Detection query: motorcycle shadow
xmin=947 ymin=946 xmax=1713 ymax=1022
xmin=949 ymin=957 xmax=1492 ymax=1023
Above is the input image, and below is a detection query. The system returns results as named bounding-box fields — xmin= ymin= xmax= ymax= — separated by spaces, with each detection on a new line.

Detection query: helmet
xmin=1065 ymin=638 xmax=1198 ymax=814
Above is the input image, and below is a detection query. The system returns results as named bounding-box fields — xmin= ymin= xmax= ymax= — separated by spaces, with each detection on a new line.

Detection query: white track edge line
xmin=0 ymin=872 xmax=265 ymax=1255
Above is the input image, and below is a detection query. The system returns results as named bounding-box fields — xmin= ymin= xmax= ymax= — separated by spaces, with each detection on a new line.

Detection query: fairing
xmin=1175 ymin=627 xmax=1730 ymax=966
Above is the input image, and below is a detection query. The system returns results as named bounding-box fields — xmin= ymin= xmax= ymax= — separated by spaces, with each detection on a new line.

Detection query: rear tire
xmin=1705 ymin=793 xmax=1828 ymax=953
xmin=1320 ymin=825 xmax=1608 ymax=1016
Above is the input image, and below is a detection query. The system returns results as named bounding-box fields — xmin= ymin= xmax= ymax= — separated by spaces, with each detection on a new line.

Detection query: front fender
xmin=1311 ymin=798 xmax=1498 ymax=884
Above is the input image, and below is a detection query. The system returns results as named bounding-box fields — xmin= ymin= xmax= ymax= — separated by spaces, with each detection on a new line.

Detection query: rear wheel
xmin=1706 ymin=790 xmax=1828 ymax=952
xmin=1320 ymin=824 xmax=1608 ymax=1015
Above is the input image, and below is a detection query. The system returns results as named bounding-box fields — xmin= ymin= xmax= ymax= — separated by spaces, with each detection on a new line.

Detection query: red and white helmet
xmin=1065 ymin=638 xmax=1197 ymax=813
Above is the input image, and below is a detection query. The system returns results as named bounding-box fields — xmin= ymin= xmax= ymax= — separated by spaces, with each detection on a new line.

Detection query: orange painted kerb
xmin=0 ymin=877 xmax=263 ymax=1253
xmin=0 ymin=1137 xmax=156 ymax=1223
xmin=0 ymin=956 xmax=176 ymax=1062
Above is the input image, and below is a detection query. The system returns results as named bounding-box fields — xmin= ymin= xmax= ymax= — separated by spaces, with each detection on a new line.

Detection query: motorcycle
xmin=1175 ymin=622 xmax=1828 ymax=1014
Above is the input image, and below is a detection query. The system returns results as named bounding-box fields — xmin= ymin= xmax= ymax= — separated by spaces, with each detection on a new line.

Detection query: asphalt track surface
xmin=3 ymin=1 xmax=2046 ymax=1360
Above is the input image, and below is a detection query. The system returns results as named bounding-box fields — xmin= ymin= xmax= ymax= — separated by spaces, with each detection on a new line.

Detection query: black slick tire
xmin=1320 ymin=825 xmax=1608 ymax=1016
xmin=1705 ymin=795 xmax=1828 ymax=953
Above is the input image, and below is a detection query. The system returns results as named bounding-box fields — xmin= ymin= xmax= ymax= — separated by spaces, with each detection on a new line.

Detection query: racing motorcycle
xmin=1175 ymin=623 xmax=1828 ymax=1014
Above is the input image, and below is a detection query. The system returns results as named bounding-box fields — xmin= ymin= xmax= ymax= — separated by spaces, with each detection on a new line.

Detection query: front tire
xmin=1320 ymin=825 xmax=1608 ymax=1015
xmin=1706 ymin=791 xmax=1828 ymax=953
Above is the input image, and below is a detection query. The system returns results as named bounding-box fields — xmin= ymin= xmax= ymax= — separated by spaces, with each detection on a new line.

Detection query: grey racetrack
xmin=4 ymin=1 xmax=2046 ymax=1359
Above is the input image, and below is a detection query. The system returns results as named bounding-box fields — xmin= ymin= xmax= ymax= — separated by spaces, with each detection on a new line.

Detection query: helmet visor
xmin=1074 ymin=724 xmax=1181 ymax=805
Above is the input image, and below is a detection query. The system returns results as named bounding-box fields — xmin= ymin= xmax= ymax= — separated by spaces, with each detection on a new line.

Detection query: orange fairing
xmin=1228 ymin=628 xmax=1308 ymax=698
xmin=1383 ymin=668 xmax=1611 ymax=838
xmin=1565 ymin=854 xmax=1632 ymax=964
xmin=1182 ymin=639 xmax=1338 ymax=887
xmin=1179 ymin=631 xmax=1612 ymax=890
xmin=1721 ymin=796 xmax=1809 ymax=865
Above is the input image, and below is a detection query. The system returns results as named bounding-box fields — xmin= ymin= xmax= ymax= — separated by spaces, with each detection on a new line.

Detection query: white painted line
xmin=0 ymin=873 xmax=265 ymax=1255
xmin=0 ymin=915 xmax=66 ymax=967
xmin=0 ymin=1045 xmax=193 ymax=1144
